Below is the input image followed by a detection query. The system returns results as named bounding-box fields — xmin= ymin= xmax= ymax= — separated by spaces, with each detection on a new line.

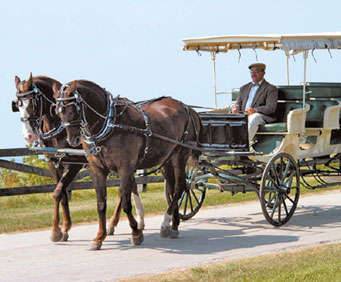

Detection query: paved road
xmin=1 ymin=190 xmax=341 ymax=282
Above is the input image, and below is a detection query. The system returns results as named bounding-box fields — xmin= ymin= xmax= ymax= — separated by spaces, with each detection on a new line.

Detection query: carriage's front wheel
xmin=260 ymin=152 xmax=300 ymax=226
xmin=165 ymin=165 xmax=207 ymax=220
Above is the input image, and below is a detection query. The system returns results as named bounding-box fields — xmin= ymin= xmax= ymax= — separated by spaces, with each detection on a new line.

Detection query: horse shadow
xmin=58 ymin=203 xmax=341 ymax=254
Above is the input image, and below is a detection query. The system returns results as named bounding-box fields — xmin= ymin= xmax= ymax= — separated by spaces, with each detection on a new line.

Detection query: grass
xmin=122 ymin=243 xmax=341 ymax=282
xmin=0 ymin=180 xmax=340 ymax=233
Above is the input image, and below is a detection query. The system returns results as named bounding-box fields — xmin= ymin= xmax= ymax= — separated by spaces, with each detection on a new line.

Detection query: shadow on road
xmin=56 ymin=203 xmax=341 ymax=254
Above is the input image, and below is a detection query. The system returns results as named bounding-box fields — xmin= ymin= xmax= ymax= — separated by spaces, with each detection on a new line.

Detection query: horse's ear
xmin=28 ymin=72 xmax=33 ymax=86
xmin=70 ymin=80 xmax=77 ymax=92
xmin=14 ymin=75 xmax=21 ymax=89
xmin=52 ymin=83 xmax=60 ymax=98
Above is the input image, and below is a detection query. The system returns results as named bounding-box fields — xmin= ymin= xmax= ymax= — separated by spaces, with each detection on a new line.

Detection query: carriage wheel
xmin=260 ymin=152 xmax=300 ymax=226
xmin=165 ymin=165 xmax=207 ymax=221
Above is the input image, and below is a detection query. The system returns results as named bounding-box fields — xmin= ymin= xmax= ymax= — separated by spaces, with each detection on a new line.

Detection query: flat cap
xmin=248 ymin=63 xmax=266 ymax=71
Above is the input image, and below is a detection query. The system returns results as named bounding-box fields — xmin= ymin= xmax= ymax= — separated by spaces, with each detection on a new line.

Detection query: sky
xmin=1 ymin=0 xmax=341 ymax=147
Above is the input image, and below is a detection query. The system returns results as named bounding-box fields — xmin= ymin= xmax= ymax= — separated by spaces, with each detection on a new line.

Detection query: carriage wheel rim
xmin=260 ymin=152 xmax=300 ymax=226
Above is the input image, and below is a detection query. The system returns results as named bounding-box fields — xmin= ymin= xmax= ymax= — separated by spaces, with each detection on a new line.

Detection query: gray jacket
xmin=235 ymin=80 xmax=278 ymax=123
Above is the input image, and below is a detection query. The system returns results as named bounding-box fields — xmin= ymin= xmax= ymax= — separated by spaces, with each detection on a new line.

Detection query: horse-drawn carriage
xmin=177 ymin=33 xmax=341 ymax=226
xmin=11 ymin=32 xmax=341 ymax=249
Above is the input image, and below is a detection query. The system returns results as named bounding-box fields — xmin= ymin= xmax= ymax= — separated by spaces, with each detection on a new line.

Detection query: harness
xmin=14 ymin=83 xmax=65 ymax=142
xmin=56 ymin=86 xmax=197 ymax=168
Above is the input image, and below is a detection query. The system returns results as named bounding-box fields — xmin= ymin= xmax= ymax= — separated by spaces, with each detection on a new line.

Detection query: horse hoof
xmin=131 ymin=232 xmax=144 ymax=246
xmin=89 ymin=240 xmax=102 ymax=251
xmin=160 ymin=226 xmax=171 ymax=238
xmin=107 ymin=225 xmax=115 ymax=236
xmin=169 ymin=229 xmax=179 ymax=239
xmin=50 ymin=229 xmax=63 ymax=242
xmin=61 ymin=232 xmax=69 ymax=242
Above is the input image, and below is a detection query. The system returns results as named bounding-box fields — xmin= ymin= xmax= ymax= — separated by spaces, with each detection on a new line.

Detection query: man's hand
xmin=245 ymin=107 xmax=256 ymax=115
xmin=231 ymin=104 xmax=239 ymax=113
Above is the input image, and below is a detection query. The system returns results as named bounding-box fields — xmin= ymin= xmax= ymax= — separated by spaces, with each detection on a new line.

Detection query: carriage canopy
xmin=183 ymin=32 xmax=341 ymax=54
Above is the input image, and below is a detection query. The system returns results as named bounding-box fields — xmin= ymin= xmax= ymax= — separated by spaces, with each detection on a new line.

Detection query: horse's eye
xmin=17 ymin=99 xmax=23 ymax=107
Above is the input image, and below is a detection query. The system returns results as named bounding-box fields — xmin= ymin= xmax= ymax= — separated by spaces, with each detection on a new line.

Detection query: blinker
xmin=11 ymin=100 xmax=19 ymax=112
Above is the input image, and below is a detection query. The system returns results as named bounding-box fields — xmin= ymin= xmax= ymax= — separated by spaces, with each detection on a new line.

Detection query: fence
xmin=0 ymin=148 xmax=164 ymax=197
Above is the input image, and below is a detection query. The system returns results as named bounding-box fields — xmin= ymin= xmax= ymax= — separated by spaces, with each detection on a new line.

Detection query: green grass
xmin=0 ymin=180 xmax=340 ymax=233
xmin=123 ymin=243 xmax=341 ymax=282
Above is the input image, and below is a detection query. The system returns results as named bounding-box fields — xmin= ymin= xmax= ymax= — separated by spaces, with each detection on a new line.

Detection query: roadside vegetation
xmin=122 ymin=243 xmax=341 ymax=282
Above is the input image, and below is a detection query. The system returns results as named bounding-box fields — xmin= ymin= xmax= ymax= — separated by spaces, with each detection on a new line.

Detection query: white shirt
xmin=245 ymin=80 xmax=263 ymax=110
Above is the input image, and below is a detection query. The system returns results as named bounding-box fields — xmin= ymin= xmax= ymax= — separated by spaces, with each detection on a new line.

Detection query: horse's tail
xmin=187 ymin=107 xmax=202 ymax=164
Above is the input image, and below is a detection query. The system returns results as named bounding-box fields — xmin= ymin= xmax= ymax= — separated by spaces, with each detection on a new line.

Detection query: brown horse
xmin=53 ymin=80 xmax=202 ymax=250
xmin=13 ymin=74 xmax=142 ymax=242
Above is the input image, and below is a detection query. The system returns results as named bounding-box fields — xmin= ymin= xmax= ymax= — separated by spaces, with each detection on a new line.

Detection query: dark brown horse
xmin=53 ymin=80 xmax=202 ymax=250
xmin=12 ymin=74 xmax=141 ymax=242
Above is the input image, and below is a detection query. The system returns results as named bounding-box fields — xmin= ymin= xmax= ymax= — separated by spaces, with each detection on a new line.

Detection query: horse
xmin=52 ymin=80 xmax=202 ymax=250
xmin=12 ymin=74 xmax=144 ymax=242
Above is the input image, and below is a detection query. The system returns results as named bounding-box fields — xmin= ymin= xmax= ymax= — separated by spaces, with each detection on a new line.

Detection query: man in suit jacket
xmin=231 ymin=63 xmax=278 ymax=143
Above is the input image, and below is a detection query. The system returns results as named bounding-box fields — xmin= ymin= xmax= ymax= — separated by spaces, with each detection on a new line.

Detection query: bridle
xmin=56 ymin=84 xmax=118 ymax=154
xmin=13 ymin=82 xmax=65 ymax=141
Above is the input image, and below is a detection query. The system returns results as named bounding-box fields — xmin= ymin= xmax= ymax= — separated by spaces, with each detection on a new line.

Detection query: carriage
xmin=175 ymin=33 xmax=341 ymax=226
xmin=25 ymin=33 xmax=341 ymax=229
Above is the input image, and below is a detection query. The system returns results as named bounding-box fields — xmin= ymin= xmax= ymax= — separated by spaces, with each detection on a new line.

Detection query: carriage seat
xmin=232 ymin=84 xmax=341 ymax=133
xmin=258 ymin=101 xmax=303 ymax=133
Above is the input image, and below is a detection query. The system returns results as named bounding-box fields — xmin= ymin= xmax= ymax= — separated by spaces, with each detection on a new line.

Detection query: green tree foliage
xmin=0 ymin=155 xmax=54 ymax=188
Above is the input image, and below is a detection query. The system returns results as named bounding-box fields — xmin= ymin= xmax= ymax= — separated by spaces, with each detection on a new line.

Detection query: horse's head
xmin=13 ymin=73 xmax=39 ymax=145
xmin=53 ymin=81 xmax=81 ymax=147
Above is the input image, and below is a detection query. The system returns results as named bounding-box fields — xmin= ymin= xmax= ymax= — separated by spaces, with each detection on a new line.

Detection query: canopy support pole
xmin=211 ymin=51 xmax=218 ymax=108
xmin=286 ymin=54 xmax=290 ymax=85
xmin=302 ymin=50 xmax=308 ymax=108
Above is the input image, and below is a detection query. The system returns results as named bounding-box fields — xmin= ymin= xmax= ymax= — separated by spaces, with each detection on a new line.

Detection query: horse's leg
xmin=162 ymin=155 xmax=187 ymax=239
xmin=90 ymin=169 xmax=108 ymax=250
xmin=107 ymin=196 xmax=122 ymax=236
xmin=160 ymin=162 xmax=175 ymax=238
xmin=108 ymin=187 xmax=144 ymax=235
xmin=49 ymin=162 xmax=64 ymax=242
xmin=119 ymin=170 xmax=144 ymax=245
xmin=58 ymin=164 xmax=82 ymax=241
xmin=132 ymin=182 xmax=145 ymax=230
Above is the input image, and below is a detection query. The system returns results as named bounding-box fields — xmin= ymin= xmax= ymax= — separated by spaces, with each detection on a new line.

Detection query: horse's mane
xmin=77 ymin=80 xmax=107 ymax=96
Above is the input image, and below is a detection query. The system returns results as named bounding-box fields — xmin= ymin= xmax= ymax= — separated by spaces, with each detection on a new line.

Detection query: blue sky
xmin=1 ymin=0 xmax=341 ymax=147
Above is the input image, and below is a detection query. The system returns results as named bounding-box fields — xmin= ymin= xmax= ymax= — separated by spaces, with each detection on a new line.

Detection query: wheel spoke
xmin=270 ymin=195 xmax=279 ymax=219
xmin=268 ymin=171 xmax=279 ymax=188
xmin=178 ymin=191 xmax=186 ymax=209
xmin=278 ymin=195 xmax=282 ymax=222
xmin=283 ymin=193 xmax=295 ymax=204
xmin=282 ymin=195 xmax=289 ymax=216
xmin=191 ymin=189 xmax=200 ymax=205
xmin=183 ymin=191 xmax=189 ymax=215
xmin=283 ymin=171 xmax=295 ymax=186
xmin=267 ymin=192 xmax=274 ymax=203
xmin=280 ymin=157 xmax=285 ymax=179
xmin=188 ymin=190 xmax=194 ymax=213
xmin=281 ymin=161 xmax=291 ymax=182
xmin=270 ymin=164 xmax=280 ymax=186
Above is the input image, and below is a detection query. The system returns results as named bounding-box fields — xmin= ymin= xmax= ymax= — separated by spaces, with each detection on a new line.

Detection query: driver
xmin=231 ymin=63 xmax=278 ymax=143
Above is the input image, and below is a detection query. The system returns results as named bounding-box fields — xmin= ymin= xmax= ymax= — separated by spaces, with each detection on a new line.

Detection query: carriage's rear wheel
xmin=260 ymin=152 xmax=300 ymax=226
xmin=165 ymin=165 xmax=207 ymax=220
